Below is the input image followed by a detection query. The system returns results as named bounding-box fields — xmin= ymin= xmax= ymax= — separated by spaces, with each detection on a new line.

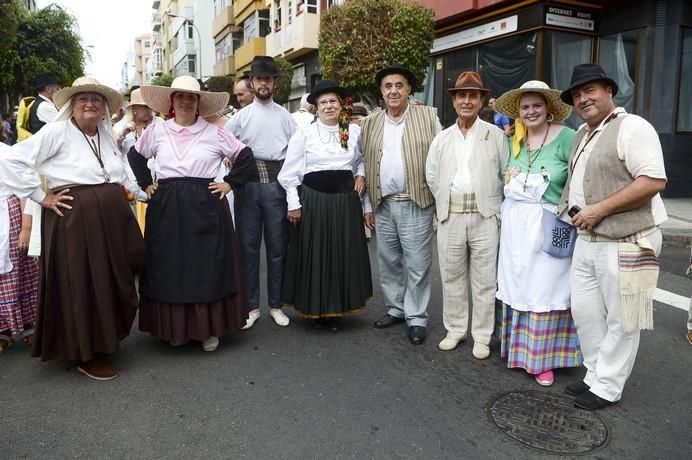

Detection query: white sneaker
xmin=269 ymin=308 xmax=290 ymax=327
xmin=241 ymin=308 xmax=260 ymax=330
xmin=202 ymin=336 xmax=219 ymax=352
xmin=472 ymin=342 xmax=490 ymax=360
xmin=438 ymin=333 xmax=466 ymax=351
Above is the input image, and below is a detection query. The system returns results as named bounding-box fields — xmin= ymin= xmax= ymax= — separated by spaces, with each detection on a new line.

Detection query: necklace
xmin=73 ymin=118 xmax=111 ymax=183
xmin=522 ymin=123 xmax=550 ymax=191
xmin=316 ymin=123 xmax=340 ymax=145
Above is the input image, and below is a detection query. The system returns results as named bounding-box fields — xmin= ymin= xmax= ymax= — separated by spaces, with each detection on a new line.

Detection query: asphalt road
xmin=2 ymin=240 xmax=691 ymax=459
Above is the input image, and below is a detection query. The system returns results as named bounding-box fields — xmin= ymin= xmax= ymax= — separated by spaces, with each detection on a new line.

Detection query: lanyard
xmin=569 ymin=111 xmax=619 ymax=173
xmin=73 ymin=118 xmax=111 ymax=183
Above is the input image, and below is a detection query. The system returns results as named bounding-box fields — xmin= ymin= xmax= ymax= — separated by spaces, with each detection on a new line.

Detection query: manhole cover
xmin=488 ymin=390 xmax=609 ymax=455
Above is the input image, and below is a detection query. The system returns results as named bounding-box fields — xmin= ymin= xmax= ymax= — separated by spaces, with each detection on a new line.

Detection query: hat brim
xmin=447 ymin=87 xmax=491 ymax=96
xmin=375 ymin=67 xmax=417 ymax=88
xmin=307 ymin=86 xmax=349 ymax=105
xmin=560 ymin=77 xmax=619 ymax=106
xmin=53 ymin=84 xmax=123 ymax=114
xmin=494 ymin=87 xmax=572 ymax=122
xmin=140 ymin=86 xmax=229 ymax=117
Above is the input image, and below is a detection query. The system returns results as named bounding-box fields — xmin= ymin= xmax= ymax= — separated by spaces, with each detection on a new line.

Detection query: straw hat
xmin=140 ymin=75 xmax=229 ymax=117
xmin=126 ymin=88 xmax=149 ymax=108
xmin=494 ymin=80 xmax=572 ymax=122
xmin=53 ymin=76 xmax=123 ymax=114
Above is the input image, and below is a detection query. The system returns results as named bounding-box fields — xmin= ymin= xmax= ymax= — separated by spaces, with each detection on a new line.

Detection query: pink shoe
xmin=534 ymin=370 xmax=554 ymax=386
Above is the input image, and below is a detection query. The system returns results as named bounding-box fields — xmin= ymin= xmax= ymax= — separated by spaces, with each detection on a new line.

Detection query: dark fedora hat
xmin=447 ymin=71 xmax=490 ymax=95
xmin=307 ymin=79 xmax=349 ymax=105
xmin=560 ymin=63 xmax=619 ymax=105
xmin=250 ymin=56 xmax=279 ymax=77
xmin=35 ymin=74 xmax=59 ymax=91
xmin=375 ymin=63 xmax=417 ymax=88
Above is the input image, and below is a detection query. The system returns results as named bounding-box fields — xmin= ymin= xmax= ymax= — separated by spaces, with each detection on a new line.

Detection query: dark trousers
xmin=234 ymin=181 xmax=288 ymax=308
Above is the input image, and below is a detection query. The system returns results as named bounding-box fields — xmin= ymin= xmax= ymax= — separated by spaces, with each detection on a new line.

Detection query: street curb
xmin=662 ymin=230 xmax=692 ymax=248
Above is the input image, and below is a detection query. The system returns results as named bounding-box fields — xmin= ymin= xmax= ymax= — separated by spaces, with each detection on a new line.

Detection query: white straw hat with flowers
xmin=53 ymin=76 xmax=123 ymax=114
xmin=140 ymin=75 xmax=229 ymax=117
xmin=493 ymin=80 xmax=572 ymax=122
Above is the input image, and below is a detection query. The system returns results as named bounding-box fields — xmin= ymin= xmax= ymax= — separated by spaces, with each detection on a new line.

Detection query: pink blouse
xmin=135 ymin=118 xmax=246 ymax=179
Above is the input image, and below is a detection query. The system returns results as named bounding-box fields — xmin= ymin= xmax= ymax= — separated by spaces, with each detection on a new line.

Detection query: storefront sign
xmin=431 ymin=15 xmax=518 ymax=54
xmin=545 ymin=6 xmax=595 ymax=32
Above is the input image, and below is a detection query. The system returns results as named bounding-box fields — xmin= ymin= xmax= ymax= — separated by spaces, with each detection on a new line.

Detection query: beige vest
xmin=361 ymin=105 xmax=437 ymax=210
xmin=558 ymin=116 xmax=655 ymax=239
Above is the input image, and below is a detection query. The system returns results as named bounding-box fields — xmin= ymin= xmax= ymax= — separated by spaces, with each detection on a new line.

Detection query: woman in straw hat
xmin=0 ymin=76 xmax=146 ymax=380
xmin=278 ymin=80 xmax=371 ymax=332
xmin=136 ymin=75 xmax=254 ymax=351
xmin=493 ymin=80 xmax=582 ymax=387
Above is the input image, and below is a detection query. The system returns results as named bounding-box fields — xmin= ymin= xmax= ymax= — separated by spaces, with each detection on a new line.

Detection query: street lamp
xmin=164 ymin=12 xmax=202 ymax=79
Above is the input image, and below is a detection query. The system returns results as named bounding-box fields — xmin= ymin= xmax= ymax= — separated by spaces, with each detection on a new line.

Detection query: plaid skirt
xmin=499 ymin=303 xmax=582 ymax=374
xmin=0 ymin=196 xmax=38 ymax=335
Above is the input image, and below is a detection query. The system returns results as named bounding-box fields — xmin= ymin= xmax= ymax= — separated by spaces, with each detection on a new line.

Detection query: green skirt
xmin=282 ymin=176 xmax=372 ymax=318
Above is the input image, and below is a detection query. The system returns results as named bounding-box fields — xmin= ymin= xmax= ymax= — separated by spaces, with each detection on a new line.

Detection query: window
xmin=677 ymin=27 xmax=692 ymax=131
xmin=244 ymin=10 xmax=270 ymax=42
xmin=187 ymin=22 xmax=194 ymax=40
xmin=243 ymin=16 xmax=257 ymax=43
xmin=328 ymin=0 xmax=345 ymax=6
xmin=599 ymin=30 xmax=640 ymax=113
xmin=288 ymin=0 xmax=293 ymax=24
xmin=188 ymin=56 xmax=196 ymax=74
xmin=306 ymin=0 xmax=317 ymax=14
xmin=215 ymin=33 xmax=241 ymax=62
xmin=144 ymin=41 xmax=151 ymax=48
xmin=214 ymin=0 xmax=230 ymax=17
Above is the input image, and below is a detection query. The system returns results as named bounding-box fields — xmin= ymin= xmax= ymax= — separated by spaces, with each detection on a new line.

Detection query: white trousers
xmin=437 ymin=212 xmax=499 ymax=344
xmin=570 ymin=229 xmax=662 ymax=402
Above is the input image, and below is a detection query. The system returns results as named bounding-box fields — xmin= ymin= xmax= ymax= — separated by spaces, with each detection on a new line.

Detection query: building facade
xmin=133 ymin=34 xmax=153 ymax=87
xmin=419 ymin=0 xmax=692 ymax=197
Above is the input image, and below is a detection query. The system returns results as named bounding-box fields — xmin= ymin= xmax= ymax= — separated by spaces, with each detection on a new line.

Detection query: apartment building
xmin=133 ymin=34 xmax=153 ymax=87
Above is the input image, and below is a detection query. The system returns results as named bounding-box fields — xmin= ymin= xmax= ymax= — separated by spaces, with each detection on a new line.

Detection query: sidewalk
xmin=662 ymin=198 xmax=692 ymax=247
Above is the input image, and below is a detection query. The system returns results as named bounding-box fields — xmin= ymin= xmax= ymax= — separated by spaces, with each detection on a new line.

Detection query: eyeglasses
xmin=317 ymin=98 xmax=340 ymax=108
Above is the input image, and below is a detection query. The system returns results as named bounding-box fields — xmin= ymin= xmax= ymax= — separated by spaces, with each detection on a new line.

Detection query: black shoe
xmin=574 ymin=391 xmax=614 ymax=411
xmin=565 ymin=381 xmax=590 ymax=396
xmin=373 ymin=314 xmax=405 ymax=329
xmin=313 ymin=318 xmax=327 ymax=329
xmin=328 ymin=318 xmax=342 ymax=333
xmin=408 ymin=326 xmax=426 ymax=345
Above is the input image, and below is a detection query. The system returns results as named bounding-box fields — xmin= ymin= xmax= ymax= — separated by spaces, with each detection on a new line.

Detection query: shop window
xmin=544 ymin=31 xmax=593 ymax=128
xmin=678 ymin=27 xmax=692 ymax=131
xmin=599 ymin=30 xmax=639 ymax=113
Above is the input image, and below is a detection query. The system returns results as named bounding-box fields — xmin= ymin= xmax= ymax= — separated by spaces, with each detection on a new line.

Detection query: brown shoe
xmin=78 ymin=355 xmax=118 ymax=381
xmin=687 ymin=331 xmax=692 ymax=345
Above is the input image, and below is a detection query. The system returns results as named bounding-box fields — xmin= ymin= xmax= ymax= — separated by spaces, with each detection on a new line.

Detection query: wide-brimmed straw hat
xmin=53 ymin=76 xmax=123 ymax=114
xmin=560 ymin=63 xmax=619 ymax=106
xmin=447 ymin=71 xmax=491 ymax=96
xmin=140 ymin=75 xmax=229 ymax=117
xmin=307 ymin=79 xmax=349 ymax=105
xmin=494 ymin=80 xmax=572 ymax=122
xmin=126 ymin=89 xmax=149 ymax=108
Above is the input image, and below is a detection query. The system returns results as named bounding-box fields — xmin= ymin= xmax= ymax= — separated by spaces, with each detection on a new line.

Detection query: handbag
xmin=542 ymin=208 xmax=576 ymax=258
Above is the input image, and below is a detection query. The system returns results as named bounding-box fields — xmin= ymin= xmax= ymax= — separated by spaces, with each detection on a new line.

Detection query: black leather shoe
xmin=565 ymin=381 xmax=590 ymax=396
xmin=329 ymin=318 xmax=342 ymax=333
xmin=574 ymin=391 xmax=614 ymax=411
xmin=408 ymin=326 xmax=426 ymax=345
xmin=373 ymin=314 xmax=405 ymax=329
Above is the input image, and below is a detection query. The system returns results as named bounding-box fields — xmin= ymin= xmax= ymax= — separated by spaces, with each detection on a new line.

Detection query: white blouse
xmin=278 ymin=120 xmax=365 ymax=211
xmin=0 ymin=119 xmax=141 ymax=204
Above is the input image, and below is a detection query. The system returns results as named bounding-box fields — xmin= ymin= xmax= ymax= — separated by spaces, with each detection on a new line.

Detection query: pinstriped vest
xmin=361 ymin=105 xmax=437 ymax=210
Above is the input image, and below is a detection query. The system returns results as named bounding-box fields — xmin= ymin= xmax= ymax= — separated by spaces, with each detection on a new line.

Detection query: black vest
xmin=28 ymin=97 xmax=46 ymax=134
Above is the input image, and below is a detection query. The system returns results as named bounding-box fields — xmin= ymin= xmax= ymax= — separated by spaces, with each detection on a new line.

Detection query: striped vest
xmin=361 ymin=105 xmax=437 ymax=210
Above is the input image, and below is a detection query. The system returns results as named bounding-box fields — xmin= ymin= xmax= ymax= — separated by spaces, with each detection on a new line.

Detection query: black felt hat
xmin=307 ymin=79 xmax=349 ymax=105
xmin=250 ymin=56 xmax=279 ymax=77
xmin=35 ymin=74 xmax=59 ymax=91
xmin=375 ymin=63 xmax=417 ymax=88
xmin=560 ymin=63 xmax=619 ymax=106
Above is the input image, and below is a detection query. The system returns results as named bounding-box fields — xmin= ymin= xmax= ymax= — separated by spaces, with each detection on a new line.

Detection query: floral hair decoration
xmin=338 ymin=96 xmax=353 ymax=149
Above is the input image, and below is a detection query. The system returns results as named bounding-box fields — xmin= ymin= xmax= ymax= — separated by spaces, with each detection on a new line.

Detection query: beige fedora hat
xmin=53 ymin=76 xmax=123 ymax=114
xmin=140 ymin=75 xmax=229 ymax=117
xmin=494 ymin=80 xmax=571 ymax=122
xmin=126 ymin=88 xmax=149 ymax=108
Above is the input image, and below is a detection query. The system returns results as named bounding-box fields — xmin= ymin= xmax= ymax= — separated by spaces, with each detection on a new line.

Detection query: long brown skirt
xmin=34 ymin=184 xmax=145 ymax=362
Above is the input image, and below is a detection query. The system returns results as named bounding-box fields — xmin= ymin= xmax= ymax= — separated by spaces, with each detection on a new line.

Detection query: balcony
xmin=265 ymin=8 xmax=319 ymax=60
xmin=212 ymin=5 xmax=235 ymax=39
xmin=213 ymin=55 xmax=236 ymax=77
xmin=152 ymin=0 xmax=160 ymax=9
xmin=152 ymin=13 xmax=161 ymax=31
xmin=234 ymin=0 xmax=265 ymax=24
xmin=173 ymin=39 xmax=197 ymax=66
xmin=234 ymin=37 xmax=266 ymax=72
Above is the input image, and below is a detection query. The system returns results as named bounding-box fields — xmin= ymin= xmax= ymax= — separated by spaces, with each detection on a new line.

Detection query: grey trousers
xmin=234 ymin=181 xmax=288 ymax=308
xmin=375 ymin=200 xmax=433 ymax=327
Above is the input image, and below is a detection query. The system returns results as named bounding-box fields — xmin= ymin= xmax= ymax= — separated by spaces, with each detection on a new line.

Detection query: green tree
xmin=0 ymin=2 xmax=85 ymax=97
xmin=150 ymin=73 xmax=175 ymax=87
xmin=273 ymin=56 xmax=294 ymax=105
xmin=319 ymin=0 xmax=435 ymax=107
xmin=205 ymin=75 xmax=234 ymax=97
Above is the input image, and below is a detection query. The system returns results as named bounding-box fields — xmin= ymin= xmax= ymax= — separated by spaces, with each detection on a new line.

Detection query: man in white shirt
xmin=361 ymin=64 xmax=441 ymax=345
xmin=426 ymin=71 xmax=508 ymax=359
xmin=29 ymin=74 xmax=60 ymax=133
xmin=225 ymin=56 xmax=297 ymax=329
xmin=291 ymin=94 xmax=315 ymax=130
xmin=557 ymin=63 xmax=667 ymax=410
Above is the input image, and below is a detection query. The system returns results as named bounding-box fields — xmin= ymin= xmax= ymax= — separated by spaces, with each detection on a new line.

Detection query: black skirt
xmin=282 ymin=170 xmax=372 ymax=318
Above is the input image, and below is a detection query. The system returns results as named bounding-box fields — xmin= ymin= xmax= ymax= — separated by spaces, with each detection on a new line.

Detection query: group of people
xmin=0 ymin=57 xmax=669 ymax=413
